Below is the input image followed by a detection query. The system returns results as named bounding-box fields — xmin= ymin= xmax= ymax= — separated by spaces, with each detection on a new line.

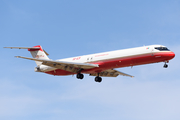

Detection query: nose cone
xmin=169 ymin=51 xmax=175 ymax=59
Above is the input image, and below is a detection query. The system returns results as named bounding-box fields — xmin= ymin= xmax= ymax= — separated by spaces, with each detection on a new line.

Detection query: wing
xmin=16 ymin=56 xmax=99 ymax=73
xmin=90 ymin=69 xmax=134 ymax=78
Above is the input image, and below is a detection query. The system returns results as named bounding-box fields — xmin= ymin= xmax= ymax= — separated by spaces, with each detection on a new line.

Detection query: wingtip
xmin=15 ymin=56 xmax=20 ymax=58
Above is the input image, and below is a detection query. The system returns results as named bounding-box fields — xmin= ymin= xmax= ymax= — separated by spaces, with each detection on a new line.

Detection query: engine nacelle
xmin=34 ymin=66 xmax=41 ymax=72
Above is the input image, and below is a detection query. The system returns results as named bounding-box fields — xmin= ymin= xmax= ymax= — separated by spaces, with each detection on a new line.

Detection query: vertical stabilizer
xmin=28 ymin=45 xmax=49 ymax=66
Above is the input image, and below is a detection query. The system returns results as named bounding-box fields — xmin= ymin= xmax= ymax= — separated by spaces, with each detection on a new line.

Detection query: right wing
xmin=16 ymin=56 xmax=99 ymax=73
xmin=90 ymin=69 xmax=134 ymax=78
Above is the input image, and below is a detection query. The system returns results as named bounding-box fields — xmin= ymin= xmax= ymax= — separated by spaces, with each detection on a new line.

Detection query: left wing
xmin=16 ymin=56 xmax=99 ymax=73
xmin=90 ymin=69 xmax=134 ymax=78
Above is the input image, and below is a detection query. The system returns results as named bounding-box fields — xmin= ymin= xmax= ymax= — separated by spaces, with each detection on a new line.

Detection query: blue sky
xmin=0 ymin=0 xmax=180 ymax=120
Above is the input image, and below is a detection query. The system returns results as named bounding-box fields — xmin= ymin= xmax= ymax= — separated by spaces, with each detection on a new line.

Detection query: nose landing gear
xmin=163 ymin=62 xmax=168 ymax=68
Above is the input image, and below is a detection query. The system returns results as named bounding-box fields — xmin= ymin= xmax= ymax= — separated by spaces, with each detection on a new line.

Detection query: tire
xmin=164 ymin=64 xmax=168 ymax=68
xmin=95 ymin=76 xmax=102 ymax=82
xmin=77 ymin=73 xmax=84 ymax=79
xmin=77 ymin=74 xmax=80 ymax=79
xmin=80 ymin=74 xmax=84 ymax=79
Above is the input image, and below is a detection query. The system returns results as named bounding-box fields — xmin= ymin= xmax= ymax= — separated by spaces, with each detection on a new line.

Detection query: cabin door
xmin=151 ymin=47 xmax=154 ymax=56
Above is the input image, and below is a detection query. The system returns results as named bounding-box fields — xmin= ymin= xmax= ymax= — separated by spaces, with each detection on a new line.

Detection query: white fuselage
xmin=40 ymin=45 xmax=173 ymax=73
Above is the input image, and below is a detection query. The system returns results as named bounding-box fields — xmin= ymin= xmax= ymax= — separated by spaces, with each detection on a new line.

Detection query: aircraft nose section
xmin=169 ymin=51 xmax=175 ymax=59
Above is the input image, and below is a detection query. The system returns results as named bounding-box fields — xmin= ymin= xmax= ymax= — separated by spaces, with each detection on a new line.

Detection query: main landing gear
xmin=163 ymin=62 xmax=168 ymax=68
xmin=76 ymin=73 xmax=84 ymax=79
xmin=76 ymin=73 xmax=102 ymax=83
xmin=94 ymin=73 xmax=102 ymax=83
xmin=95 ymin=76 xmax=102 ymax=83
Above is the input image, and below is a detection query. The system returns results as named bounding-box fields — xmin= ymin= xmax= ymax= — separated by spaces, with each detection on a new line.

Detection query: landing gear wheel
xmin=77 ymin=73 xmax=84 ymax=79
xmin=95 ymin=76 xmax=102 ymax=83
xmin=163 ymin=64 xmax=168 ymax=68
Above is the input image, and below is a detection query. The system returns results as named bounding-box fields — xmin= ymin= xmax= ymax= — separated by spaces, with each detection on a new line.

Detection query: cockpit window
xmin=155 ymin=47 xmax=170 ymax=51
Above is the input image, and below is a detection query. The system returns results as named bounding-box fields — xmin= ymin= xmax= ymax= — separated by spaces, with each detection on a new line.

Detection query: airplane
xmin=4 ymin=45 xmax=175 ymax=82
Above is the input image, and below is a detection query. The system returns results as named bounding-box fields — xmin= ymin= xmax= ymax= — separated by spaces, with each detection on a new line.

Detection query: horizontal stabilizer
xmin=4 ymin=47 xmax=49 ymax=56
xmin=4 ymin=47 xmax=40 ymax=50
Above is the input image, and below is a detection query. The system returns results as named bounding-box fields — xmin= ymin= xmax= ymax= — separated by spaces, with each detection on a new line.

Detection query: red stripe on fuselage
xmin=45 ymin=51 xmax=175 ymax=76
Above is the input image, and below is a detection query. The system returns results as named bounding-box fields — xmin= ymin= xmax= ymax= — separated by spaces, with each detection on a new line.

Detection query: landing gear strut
xmin=77 ymin=73 xmax=84 ymax=79
xmin=95 ymin=73 xmax=102 ymax=82
xmin=163 ymin=62 xmax=168 ymax=68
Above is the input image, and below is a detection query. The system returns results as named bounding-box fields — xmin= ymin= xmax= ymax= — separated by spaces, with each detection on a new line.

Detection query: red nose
xmin=169 ymin=52 xmax=175 ymax=59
